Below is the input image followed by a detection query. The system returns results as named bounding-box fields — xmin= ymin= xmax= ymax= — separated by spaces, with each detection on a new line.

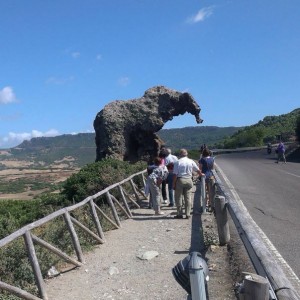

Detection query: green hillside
xmin=3 ymin=133 xmax=97 ymax=168
xmin=222 ymin=108 xmax=300 ymax=148
xmin=158 ymin=126 xmax=242 ymax=150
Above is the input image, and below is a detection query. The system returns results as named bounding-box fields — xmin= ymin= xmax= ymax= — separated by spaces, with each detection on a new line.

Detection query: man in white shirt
xmin=173 ymin=149 xmax=202 ymax=219
xmin=164 ymin=148 xmax=178 ymax=207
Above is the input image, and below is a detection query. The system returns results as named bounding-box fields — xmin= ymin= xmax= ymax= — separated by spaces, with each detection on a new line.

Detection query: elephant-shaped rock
xmin=93 ymin=86 xmax=203 ymax=162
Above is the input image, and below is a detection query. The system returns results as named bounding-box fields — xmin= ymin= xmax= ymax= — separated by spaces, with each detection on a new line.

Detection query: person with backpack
xmin=147 ymin=157 xmax=169 ymax=215
xmin=276 ymin=141 xmax=287 ymax=164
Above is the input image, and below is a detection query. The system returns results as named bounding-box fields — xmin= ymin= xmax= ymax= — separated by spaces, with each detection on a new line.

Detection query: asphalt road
xmin=215 ymin=149 xmax=300 ymax=278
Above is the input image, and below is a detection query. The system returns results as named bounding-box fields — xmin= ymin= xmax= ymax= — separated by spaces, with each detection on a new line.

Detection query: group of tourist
xmin=145 ymin=145 xmax=215 ymax=218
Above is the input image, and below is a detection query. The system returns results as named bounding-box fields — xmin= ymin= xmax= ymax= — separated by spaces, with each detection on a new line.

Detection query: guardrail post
xmin=201 ymin=176 xmax=206 ymax=213
xmin=173 ymin=252 xmax=209 ymax=300
xmin=189 ymin=252 xmax=208 ymax=300
xmin=214 ymin=195 xmax=230 ymax=245
xmin=239 ymin=272 xmax=269 ymax=300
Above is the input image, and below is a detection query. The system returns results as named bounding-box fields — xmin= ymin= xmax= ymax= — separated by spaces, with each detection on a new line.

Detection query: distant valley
xmin=0 ymin=126 xmax=240 ymax=200
xmin=1 ymin=105 xmax=299 ymax=201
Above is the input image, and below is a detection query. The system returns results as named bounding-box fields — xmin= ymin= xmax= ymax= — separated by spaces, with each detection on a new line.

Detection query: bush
xmin=61 ymin=158 xmax=146 ymax=203
xmin=296 ymin=114 xmax=300 ymax=143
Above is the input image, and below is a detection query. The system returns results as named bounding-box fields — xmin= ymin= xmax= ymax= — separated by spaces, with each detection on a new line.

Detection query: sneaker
xmin=155 ymin=211 xmax=165 ymax=215
xmin=168 ymin=203 xmax=174 ymax=207
xmin=174 ymin=215 xmax=183 ymax=219
xmin=162 ymin=200 xmax=168 ymax=204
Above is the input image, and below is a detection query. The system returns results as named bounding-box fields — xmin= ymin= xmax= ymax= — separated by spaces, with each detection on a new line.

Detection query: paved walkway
xmin=46 ymin=182 xmax=236 ymax=300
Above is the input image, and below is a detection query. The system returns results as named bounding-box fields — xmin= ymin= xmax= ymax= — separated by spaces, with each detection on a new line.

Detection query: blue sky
xmin=1 ymin=0 xmax=299 ymax=149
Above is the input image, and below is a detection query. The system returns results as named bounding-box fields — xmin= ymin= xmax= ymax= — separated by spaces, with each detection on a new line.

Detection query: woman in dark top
xmin=198 ymin=148 xmax=215 ymax=211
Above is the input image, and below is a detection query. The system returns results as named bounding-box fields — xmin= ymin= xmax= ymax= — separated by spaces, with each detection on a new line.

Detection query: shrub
xmin=296 ymin=114 xmax=300 ymax=143
xmin=61 ymin=158 xmax=146 ymax=203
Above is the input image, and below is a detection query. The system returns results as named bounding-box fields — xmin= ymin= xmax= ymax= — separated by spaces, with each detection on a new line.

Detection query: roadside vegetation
xmin=0 ymin=158 xmax=145 ymax=299
xmin=296 ymin=113 xmax=300 ymax=143
xmin=219 ymin=108 xmax=300 ymax=148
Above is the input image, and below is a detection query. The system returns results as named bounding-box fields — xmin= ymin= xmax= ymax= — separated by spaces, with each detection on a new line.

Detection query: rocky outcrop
xmin=93 ymin=86 xmax=203 ymax=162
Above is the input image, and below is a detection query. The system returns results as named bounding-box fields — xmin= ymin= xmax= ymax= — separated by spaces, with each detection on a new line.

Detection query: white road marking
xmin=280 ymin=170 xmax=300 ymax=178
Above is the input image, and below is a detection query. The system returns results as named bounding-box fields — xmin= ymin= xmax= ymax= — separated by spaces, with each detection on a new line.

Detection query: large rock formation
xmin=93 ymin=86 xmax=203 ymax=162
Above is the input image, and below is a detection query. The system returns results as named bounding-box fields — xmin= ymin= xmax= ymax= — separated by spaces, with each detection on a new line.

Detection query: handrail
xmin=0 ymin=169 xmax=147 ymax=300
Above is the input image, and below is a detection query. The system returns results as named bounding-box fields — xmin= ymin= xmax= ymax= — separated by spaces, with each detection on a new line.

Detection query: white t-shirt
xmin=173 ymin=156 xmax=199 ymax=179
xmin=165 ymin=154 xmax=178 ymax=166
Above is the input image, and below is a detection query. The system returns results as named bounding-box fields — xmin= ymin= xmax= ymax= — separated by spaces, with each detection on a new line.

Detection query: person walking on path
xmin=164 ymin=148 xmax=178 ymax=207
xmin=148 ymin=157 xmax=169 ymax=215
xmin=173 ymin=149 xmax=202 ymax=219
xmin=276 ymin=141 xmax=287 ymax=163
xmin=199 ymin=148 xmax=215 ymax=211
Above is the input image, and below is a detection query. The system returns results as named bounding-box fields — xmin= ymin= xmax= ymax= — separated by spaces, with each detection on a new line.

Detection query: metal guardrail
xmin=213 ymin=165 xmax=300 ymax=300
xmin=0 ymin=170 xmax=148 ymax=300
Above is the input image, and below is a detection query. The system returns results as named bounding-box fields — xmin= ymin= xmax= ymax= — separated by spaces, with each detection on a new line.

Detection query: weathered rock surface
xmin=93 ymin=86 xmax=203 ymax=162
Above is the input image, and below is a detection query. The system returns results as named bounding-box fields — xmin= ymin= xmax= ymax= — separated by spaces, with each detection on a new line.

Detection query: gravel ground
xmin=46 ymin=183 xmax=253 ymax=300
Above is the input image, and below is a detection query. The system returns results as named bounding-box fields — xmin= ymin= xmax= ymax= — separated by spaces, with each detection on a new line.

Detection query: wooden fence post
xmin=23 ymin=231 xmax=48 ymax=300
xmin=118 ymin=185 xmax=133 ymax=217
xmin=141 ymin=173 xmax=146 ymax=188
xmin=214 ymin=195 xmax=230 ymax=246
xmin=106 ymin=192 xmax=121 ymax=227
xmin=89 ymin=199 xmax=105 ymax=240
xmin=130 ymin=179 xmax=141 ymax=201
xmin=63 ymin=212 xmax=85 ymax=263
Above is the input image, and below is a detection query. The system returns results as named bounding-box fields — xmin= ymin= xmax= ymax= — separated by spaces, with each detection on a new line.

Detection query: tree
xmin=295 ymin=114 xmax=300 ymax=143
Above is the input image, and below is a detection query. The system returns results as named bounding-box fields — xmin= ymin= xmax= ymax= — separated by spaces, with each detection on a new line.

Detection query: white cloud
xmin=0 ymin=86 xmax=18 ymax=104
xmin=0 ymin=129 xmax=59 ymax=149
xmin=118 ymin=77 xmax=130 ymax=87
xmin=71 ymin=52 xmax=80 ymax=59
xmin=186 ymin=6 xmax=214 ymax=24
xmin=46 ymin=76 xmax=75 ymax=85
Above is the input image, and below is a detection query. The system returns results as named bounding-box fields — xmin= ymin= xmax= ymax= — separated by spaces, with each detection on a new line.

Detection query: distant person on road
xmin=173 ymin=149 xmax=202 ymax=219
xmin=199 ymin=148 xmax=215 ymax=211
xmin=276 ymin=141 xmax=286 ymax=164
xmin=147 ymin=157 xmax=168 ymax=215
xmin=164 ymin=148 xmax=178 ymax=207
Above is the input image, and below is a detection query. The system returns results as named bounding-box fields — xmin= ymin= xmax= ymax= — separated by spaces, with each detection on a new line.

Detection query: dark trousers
xmin=161 ymin=180 xmax=167 ymax=200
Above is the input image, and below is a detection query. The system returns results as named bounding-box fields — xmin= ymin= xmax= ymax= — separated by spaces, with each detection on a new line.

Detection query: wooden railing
xmin=0 ymin=170 xmax=147 ymax=300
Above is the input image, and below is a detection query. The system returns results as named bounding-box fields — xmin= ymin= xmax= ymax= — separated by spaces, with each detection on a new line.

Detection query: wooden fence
xmin=0 ymin=170 xmax=148 ymax=300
